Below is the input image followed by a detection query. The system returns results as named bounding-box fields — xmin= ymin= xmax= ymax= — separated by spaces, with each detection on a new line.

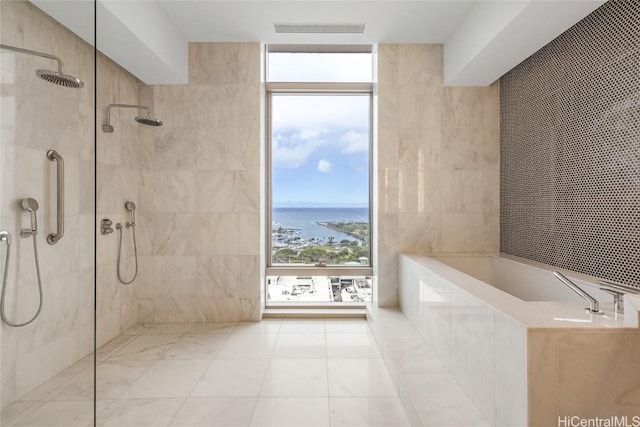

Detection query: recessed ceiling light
xmin=274 ymin=23 xmax=365 ymax=34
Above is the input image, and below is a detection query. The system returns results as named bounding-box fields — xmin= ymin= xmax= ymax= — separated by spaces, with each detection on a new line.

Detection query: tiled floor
xmin=1 ymin=319 xmax=412 ymax=427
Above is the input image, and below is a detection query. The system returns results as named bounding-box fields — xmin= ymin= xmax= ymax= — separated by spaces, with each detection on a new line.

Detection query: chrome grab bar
xmin=553 ymin=271 xmax=603 ymax=315
xmin=46 ymin=149 xmax=64 ymax=244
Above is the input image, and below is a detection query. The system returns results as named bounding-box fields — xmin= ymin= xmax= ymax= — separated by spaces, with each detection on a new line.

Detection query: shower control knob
xmin=100 ymin=219 xmax=114 ymax=235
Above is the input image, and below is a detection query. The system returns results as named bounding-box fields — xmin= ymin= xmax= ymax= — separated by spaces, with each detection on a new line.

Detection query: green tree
xmin=273 ymin=248 xmax=297 ymax=263
xmin=299 ymin=247 xmax=329 ymax=263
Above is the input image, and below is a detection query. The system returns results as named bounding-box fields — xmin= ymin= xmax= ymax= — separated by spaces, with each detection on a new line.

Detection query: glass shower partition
xmin=0 ymin=1 xmax=96 ymax=425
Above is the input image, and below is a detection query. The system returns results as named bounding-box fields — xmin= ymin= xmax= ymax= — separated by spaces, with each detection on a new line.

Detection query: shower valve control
xmin=100 ymin=219 xmax=114 ymax=235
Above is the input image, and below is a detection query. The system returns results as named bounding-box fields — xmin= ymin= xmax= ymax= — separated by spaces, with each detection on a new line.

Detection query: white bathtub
xmin=433 ymin=253 xmax=619 ymax=303
xmin=399 ymin=253 xmax=640 ymax=427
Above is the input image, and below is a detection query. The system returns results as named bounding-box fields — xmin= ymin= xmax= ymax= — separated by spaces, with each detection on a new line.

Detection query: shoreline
xmin=315 ymin=221 xmax=368 ymax=242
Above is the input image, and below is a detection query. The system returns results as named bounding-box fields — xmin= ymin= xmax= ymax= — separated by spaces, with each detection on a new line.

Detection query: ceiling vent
xmin=274 ymin=23 xmax=365 ymax=34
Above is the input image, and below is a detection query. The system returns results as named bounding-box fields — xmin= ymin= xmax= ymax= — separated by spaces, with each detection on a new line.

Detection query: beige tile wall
xmin=0 ymin=0 xmax=94 ymax=408
xmin=96 ymin=52 xmax=143 ymax=345
xmin=528 ymin=329 xmax=640 ymax=425
xmin=377 ymin=44 xmax=500 ymax=306
xmin=137 ymin=43 xmax=262 ymax=322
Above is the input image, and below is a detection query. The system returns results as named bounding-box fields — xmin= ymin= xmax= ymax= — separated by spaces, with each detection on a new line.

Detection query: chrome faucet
xmin=599 ymin=288 xmax=624 ymax=315
xmin=554 ymin=272 xmax=603 ymax=315
xmin=597 ymin=279 xmax=640 ymax=316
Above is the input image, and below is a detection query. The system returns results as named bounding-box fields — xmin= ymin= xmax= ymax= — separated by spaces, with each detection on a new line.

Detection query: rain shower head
xmin=36 ymin=69 xmax=83 ymax=88
xmin=135 ymin=115 xmax=163 ymax=127
xmin=0 ymin=43 xmax=84 ymax=88
xmin=103 ymin=104 xmax=163 ymax=133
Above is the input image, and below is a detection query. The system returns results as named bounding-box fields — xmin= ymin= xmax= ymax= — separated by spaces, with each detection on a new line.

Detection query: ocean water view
xmin=272 ymin=207 xmax=369 ymax=243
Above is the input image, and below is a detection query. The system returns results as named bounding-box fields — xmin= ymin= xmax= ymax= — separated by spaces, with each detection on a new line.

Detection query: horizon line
xmin=274 ymin=206 xmax=368 ymax=209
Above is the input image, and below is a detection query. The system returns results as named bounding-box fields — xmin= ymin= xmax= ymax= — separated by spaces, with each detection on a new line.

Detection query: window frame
xmin=265 ymin=82 xmax=374 ymax=279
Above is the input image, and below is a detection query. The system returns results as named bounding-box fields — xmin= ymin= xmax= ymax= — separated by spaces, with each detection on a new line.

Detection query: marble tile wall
xmin=377 ymin=44 xmax=500 ymax=307
xmin=0 ymin=0 xmax=94 ymax=408
xmin=137 ymin=43 xmax=262 ymax=322
xmin=96 ymin=52 xmax=143 ymax=346
xmin=528 ymin=329 xmax=640 ymax=426
xmin=398 ymin=254 xmax=527 ymax=426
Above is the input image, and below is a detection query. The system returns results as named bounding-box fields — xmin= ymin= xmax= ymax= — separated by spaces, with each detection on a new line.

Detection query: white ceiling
xmin=31 ymin=0 xmax=605 ymax=86
xmin=155 ymin=1 xmax=477 ymax=44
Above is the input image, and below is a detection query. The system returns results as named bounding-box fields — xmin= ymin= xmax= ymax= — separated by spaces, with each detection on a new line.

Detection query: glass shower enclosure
xmin=0 ymin=1 xmax=96 ymax=425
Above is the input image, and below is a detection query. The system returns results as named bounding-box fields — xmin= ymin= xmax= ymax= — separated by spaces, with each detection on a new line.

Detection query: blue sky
xmin=269 ymin=53 xmax=372 ymax=208
xmin=271 ymin=95 xmax=370 ymax=208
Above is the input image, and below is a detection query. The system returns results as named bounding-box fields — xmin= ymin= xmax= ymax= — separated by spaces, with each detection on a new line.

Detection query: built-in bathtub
xmin=399 ymin=253 xmax=640 ymax=427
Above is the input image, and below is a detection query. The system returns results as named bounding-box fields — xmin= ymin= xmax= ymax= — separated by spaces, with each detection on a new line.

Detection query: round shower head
xmin=21 ymin=198 xmax=39 ymax=212
xmin=135 ymin=115 xmax=163 ymax=127
xmin=36 ymin=69 xmax=84 ymax=88
xmin=125 ymin=201 xmax=136 ymax=211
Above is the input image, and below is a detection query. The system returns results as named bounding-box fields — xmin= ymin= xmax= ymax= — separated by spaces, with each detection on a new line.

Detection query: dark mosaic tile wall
xmin=500 ymin=0 xmax=640 ymax=287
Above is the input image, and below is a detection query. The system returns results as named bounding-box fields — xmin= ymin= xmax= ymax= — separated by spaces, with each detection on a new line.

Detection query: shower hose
xmin=0 ymin=231 xmax=44 ymax=327
xmin=117 ymin=223 xmax=138 ymax=284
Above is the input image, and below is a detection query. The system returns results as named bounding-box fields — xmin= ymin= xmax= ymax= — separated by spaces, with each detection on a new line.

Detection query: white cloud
xmin=270 ymin=97 xmax=369 ymax=169
xmin=298 ymin=128 xmax=325 ymax=141
xmin=273 ymin=136 xmax=325 ymax=168
xmin=317 ymin=159 xmax=332 ymax=173
xmin=271 ymin=95 xmax=369 ymax=133
xmin=272 ymin=127 xmax=330 ymax=168
xmin=340 ymin=130 xmax=368 ymax=154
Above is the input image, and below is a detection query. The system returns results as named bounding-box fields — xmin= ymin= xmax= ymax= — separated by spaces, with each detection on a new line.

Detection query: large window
xmin=266 ymin=47 xmax=373 ymax=304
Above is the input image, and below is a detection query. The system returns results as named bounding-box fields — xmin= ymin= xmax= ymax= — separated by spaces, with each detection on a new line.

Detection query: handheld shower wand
xmin=116 ymin=201 xmax=138 ymax=284
xmin=125 ymin=201 xmax=136 ymax=227
xmin=20 ymin=198 xmax=39 ymax=236
xmin=1 ymin=198 xmax=44 ymax=327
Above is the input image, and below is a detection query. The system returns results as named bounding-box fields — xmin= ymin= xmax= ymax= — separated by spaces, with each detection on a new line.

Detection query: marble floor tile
xmin=272 ymin=333 xmax=327 ymax=358
xmin=326 ymin=333 xmax=382 ymax=358
xmin=329 ymin=397 xmax=411 ymax=426
xmin=168 ymin=397 xmax=257 ymax=426
xmin=260 ymin=359 xmax=328 ymax=397
xmin=122 ymin=324 xmax=147 ymax=336
xmin=279 ymin=319 xmax=325 ymax=333
xmin=121 ymin=359 xmax=211 ymax=398
xmin=249 ymin=397 xmax=331 ymax=427
xmin=188 ymin=322 xmax=236 ymax=334
xmin=233 ymin=320 xmax=282 ymax=334
xmin=109 ymin=334 xmax=180 ymax=361
xmin=14 ymin=400 xmax=93 ymax=427
xmin=216 ymin=333 xmax=278 ymax=358
xmin=5 ymin=319 xmax=416 ymax=427
xmin=191 ymin=358 xmax=269 ymax=397
xmin=403 ymin=373 xmax=490 ymax=427
xmin=19 ymin=359 xmax=93 ymax=401
xmin=1 ymin=401 xmax=41 ymax=427
xmin=328 ymin=359 xmax=397 ymax=397
xmin=325 ymin=319 xmax=371 ymax=334
xmin=96 ymin=335 xmax=136 ymax=360
xmin=53 ymin=360 xmax=154 ymax=401
xmin=164 ymin=333 xmax=228 ymax=359
xmin=142 ymin=323 xmax=195 ymax=335
xmin=96 ymin=398 xmax=185 ymax=427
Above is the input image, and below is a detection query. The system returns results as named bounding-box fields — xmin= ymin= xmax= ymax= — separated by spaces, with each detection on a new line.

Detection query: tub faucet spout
xmin=553 ymin=272 xmax=604 ymax=315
